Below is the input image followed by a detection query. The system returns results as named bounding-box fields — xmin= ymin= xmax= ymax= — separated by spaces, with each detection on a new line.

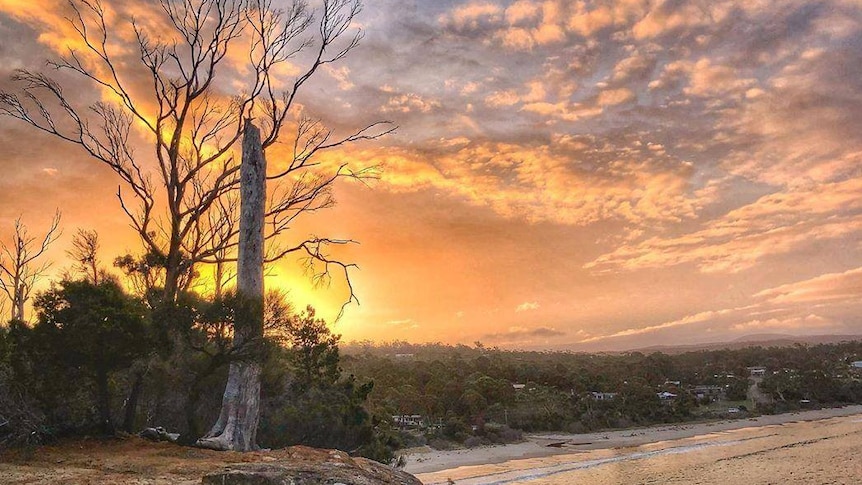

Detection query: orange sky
xmin=1 ymin=0 xmax=862 ymax=351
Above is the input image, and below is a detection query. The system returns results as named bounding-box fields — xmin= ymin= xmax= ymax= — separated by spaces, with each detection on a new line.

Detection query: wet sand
xmin=402 ymin=405 xmax=862 ymax=478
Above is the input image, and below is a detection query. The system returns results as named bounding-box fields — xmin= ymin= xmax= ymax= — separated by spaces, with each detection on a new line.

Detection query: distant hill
xmin=345 ymin=334 xmax=862 ymax=356
xmin=629 ymin=334 xmax=862 ymax=354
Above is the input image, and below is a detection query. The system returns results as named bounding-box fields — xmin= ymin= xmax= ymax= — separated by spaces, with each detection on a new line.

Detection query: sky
xmin=1 ymin=0 xmax=861 ymax=351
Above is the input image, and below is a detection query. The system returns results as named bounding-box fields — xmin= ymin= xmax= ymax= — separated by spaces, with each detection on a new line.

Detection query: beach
xmin=404 ymin=405 xmax=862 ymax=483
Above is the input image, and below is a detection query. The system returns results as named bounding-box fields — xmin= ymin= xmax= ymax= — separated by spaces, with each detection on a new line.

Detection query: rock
xmin=201 ymin=446 xmax=421 ymax=485
xmin=139 ymin=427 xmax=180 ymax=443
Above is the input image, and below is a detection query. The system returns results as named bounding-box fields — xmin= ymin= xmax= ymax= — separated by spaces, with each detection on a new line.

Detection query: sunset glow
xmin=1 ymin=0 xmax=861 ymax=350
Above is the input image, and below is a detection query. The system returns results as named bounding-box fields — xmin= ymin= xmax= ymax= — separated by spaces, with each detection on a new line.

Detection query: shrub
xmin=427 ymin=437 xmax=456 ymax=450
xmin=464 ymin=436 xmax=483 ymax=448
xmin=394 ymin=430 xmax=427 ymax=448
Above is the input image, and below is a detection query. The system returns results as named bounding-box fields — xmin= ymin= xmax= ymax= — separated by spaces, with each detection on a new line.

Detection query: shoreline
xmin=401 ymin=404 xmax=862 ymax=474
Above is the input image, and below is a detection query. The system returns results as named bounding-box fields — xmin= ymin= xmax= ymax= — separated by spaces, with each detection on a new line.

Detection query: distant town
xmin=342 ymin=339 xmax=862 ymax=449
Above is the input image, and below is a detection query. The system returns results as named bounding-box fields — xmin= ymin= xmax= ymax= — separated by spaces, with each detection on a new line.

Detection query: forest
xmin=338 ymin=339 xmax=862 ymax=449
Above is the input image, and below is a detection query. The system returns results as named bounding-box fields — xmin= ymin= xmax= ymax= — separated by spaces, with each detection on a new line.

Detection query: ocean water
xmin=415 ymin=414 xmax=862 ymax=484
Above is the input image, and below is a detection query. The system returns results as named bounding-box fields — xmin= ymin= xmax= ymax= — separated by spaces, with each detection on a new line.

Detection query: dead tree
xmin=67 ymin=228 xmax=100 ymax=284
xmin=0 ymin=0 xmax=393 ymax=305
xmin=0 ymin=213 xmax=61 ymax=322
xmin=197 ymin=120 xmax=266 ymax=451
xmin=0 ymin=0 xmax=392 ymax=452
xmin=188 ymin=191 xmax=239 ymax=300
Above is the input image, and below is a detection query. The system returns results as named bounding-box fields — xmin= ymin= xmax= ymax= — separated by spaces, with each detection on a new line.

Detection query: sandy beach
xmin=402 ymin=405 xmax=862 ymax=475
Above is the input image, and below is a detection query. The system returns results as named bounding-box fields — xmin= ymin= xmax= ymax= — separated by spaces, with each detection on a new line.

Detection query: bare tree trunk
xmin=197 ymin=120 xmax=265 ymax=452
xmin=122 ymin=370 xmax=144 ymax=433
xmin=96 ymin=368 xmax=114 ymax=434
xmin=12 ymin=289 xmax=24 ymax=322
xmin=214 ymin=261 xmax=224 ymax=300
xmin=163 ymin=249 xmax=182 ymax=303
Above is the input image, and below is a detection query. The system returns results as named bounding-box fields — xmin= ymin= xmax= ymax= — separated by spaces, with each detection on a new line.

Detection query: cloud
xmin=485 ymin=90 xmax=520 ymax=107
xmin=567 ymin=4 xmax=616 ymax=37
xmin=498 ymin=27 xmax=536 ymax=50
xmin=631 ymin=1 xmax=722 ymax=40
xmin=596 ymin=87 xmax=635 ymax=106
xmin=385 ymin=318 xmax=420 ymax=330
xmin=4 ymin=0 xmax=862 ymax=350
xmin=382 ymin=93 xmax=441 ymax=113
xmin=685 ymin=58 xmax=756 ymax=97
xmin=505 ymin=1 xmax=540 ymax=26
xmin=730 ymin=314 xmax=834 ymax=332
xmin=445 ymin=1 xmax=503 ymax=30
xmin=521 ymin=101 xmax=603 ymax=121
xmin=339 ymin=137 xmax=701 ymax=228
xmin=579 ymin=267 xmax=862 ymax=349
xmin=755 ymin=267 xmax=862 ymax=305
xmin=611 ymin=50 xmax=657 ymax=83
xmin=577 ymin=307 xmax=746 ymax=344
xmin=587 ymin=174 xmax=862 ymax=274
xmin=515 ymin=301 xmax=539 ymax=312
xmin=648 ymin=59 xmax=691 ymax=91
xmin=483 ymin=326 xmax=565 ymax=344
xmin=324 ymin=65 xmax=355 ymax=91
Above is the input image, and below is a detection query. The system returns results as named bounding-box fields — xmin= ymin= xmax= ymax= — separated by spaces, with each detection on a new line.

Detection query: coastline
xmin=401 ymin=404 xmax=862 ymax=474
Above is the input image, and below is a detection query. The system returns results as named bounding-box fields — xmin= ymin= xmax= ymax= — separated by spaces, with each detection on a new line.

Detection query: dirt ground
xmin=0 ymin=436 xmax=344 ymax=484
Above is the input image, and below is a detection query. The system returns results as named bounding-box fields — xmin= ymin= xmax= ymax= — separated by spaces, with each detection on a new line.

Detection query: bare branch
xmin=0 ymin=0 xmax=389 ymax=314
xmin=67 ymin=228 xmax=101 ymax=284
xmin=0 ymin=212 xmax=62 ymax=322
xmin=298 ymin=237 xmax=359 ymax=321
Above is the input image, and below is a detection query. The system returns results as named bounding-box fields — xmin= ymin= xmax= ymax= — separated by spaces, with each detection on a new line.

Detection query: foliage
xmin=260 ymin=375 xmax=393 ymax=461
xmin=31 ymin=278 xmax=151 ymax=433
xmin=283 ymin=306 xmax=342 ymax=391
xmin=339 ymin=340 xmax=862 ymax=446
xmin=258 ymin=302 xmax=396 ymax=463
xmin=0 ymin=324 xmax=48 ymax=446
xmin=726 ymin=377 xmax=751 ymax=401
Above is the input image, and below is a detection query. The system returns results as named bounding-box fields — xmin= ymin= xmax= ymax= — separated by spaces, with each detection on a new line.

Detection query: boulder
xmin=139 ymin=426 xmax=180 ymax=443
xmin=201 ymin=446 xmax=421 ymax=485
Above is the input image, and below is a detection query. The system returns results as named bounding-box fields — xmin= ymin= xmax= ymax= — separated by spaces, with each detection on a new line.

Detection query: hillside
xmin=630 ymin=334 xmax=862 ymax=355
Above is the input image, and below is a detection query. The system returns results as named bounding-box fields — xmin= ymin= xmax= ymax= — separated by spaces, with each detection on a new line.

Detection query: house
xmin=851 ymin=361 xmax=862 ymax=369
xmin=590 ymin=391 xmax=618 ymax=401
xmin=512 ymin=383 xmax=526 ymax=391
xmin=747 ymin=366 xmax=766 ymax=377
xmin=692 ymin=385 xmax=724 ymax=402
xmin=392 ymin=414 xmax=424 ymax=428
xmin=657 ymin=391 xmax=677 ymax=400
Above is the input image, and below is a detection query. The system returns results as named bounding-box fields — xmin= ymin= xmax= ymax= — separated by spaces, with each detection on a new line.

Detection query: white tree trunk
xmin=197 ymin=120 xmax=266 ymax=451
xmin=12 ymin=286 xmax=24 ymax=322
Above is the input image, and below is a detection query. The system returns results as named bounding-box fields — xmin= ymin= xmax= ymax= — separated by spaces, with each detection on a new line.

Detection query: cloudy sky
xmin=1 ymin=0 xmax=861 ymax=350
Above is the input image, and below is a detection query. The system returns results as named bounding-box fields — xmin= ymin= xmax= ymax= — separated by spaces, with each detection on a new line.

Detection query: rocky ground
xmin=0 ymin=436 xmax=419 ymax=485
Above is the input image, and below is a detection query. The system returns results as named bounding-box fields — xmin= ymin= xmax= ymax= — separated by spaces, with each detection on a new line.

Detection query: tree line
xmin=337 ymin=340 xmax=862 ymax=446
